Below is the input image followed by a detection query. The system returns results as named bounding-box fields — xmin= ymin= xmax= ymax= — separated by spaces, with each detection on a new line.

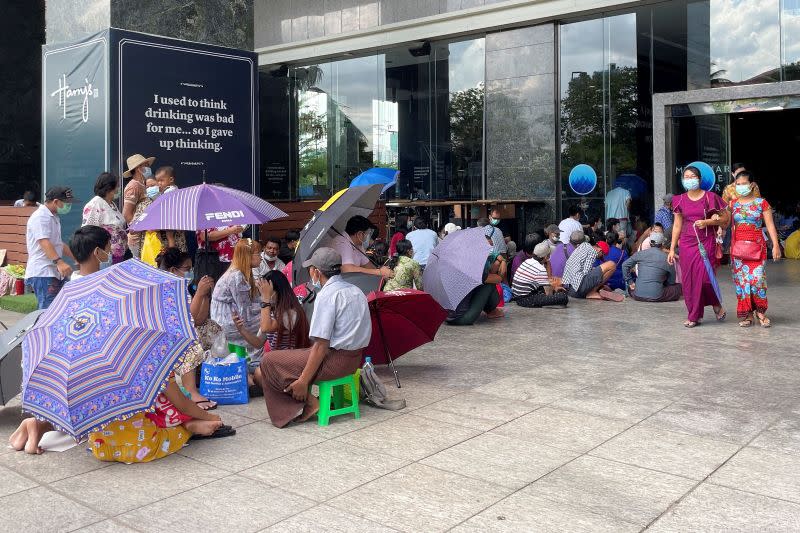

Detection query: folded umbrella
xmin=694 ymin=225 xmax=724 ymax=305
xmin=350 ymin=168 xmax=399 ymax=193
xmin=21 ymin=260 xmax=199 ymax=441
xmin=422 ymin=227 xmax=492 ymax=310
xmin=129 ymin=183 xmax=287 ymax=231
xmin=366 ymin=289 xmax=448 ymax=387
xmin=293 ymin=184 xmax=383 ymax=287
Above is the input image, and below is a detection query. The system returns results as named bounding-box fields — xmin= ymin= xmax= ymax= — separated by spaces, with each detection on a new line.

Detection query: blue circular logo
xmin=568 ymin=164 xmax=597 ymax=195
xmin=686 ymin=161 xmax=716 ymax=191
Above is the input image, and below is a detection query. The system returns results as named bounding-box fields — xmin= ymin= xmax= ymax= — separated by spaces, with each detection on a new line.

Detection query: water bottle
xmin=363 ymin=356 xmax=373 ymax=370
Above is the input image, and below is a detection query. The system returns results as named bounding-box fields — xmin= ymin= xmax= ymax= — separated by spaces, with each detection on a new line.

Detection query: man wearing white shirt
xmin=25 ymin=187 xmax=77 ymax=309
xmin=406 ymin=217 xmax=439 ymax=267
xmin=558 ymin=205 xmax=584 ymax=244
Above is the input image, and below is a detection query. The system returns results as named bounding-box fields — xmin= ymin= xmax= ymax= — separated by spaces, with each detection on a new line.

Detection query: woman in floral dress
xmin=728 ymin=172 xmax=781 ymax=327
xmin=82 ymin=173 xmax=128 ymax=263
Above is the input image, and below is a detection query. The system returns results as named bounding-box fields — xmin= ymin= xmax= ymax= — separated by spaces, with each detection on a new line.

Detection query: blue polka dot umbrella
xmin=21 ymin=260 xmax=198 ymax=441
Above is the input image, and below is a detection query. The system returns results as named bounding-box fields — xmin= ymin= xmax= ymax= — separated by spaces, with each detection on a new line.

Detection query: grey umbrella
xmin=422 ymin=227 xmax=493 ymax=311
xmin=293 ymin=184 xmax=383 ymax=287
xmin=0 ymin=310 xmax=45 ymax=405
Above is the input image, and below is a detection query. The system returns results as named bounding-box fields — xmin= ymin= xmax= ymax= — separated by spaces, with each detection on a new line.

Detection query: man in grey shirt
xmin=622 ymin=232 xmax=682 ymax=302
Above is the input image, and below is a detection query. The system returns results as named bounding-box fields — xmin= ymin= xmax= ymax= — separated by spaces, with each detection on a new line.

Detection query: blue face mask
xmin=310 ymin=271 xmax=322 ymax=290
xmin=141 ymin=166 xmax=153 ymax=179
xmin=56 ymin=202 xmax=72 ymax=215
xmin=183 ymin=269 xmax=194 ymax=283
xmin=96 ymin=248 xmax=112 ymax=270
xmin=490 ymin=217 xmax=500 ymax=226
xmin=735 ymin=184 xmax=752 ymax=196
xmin=682 ymin=178 xmax=700 ymax=191
xmin=146 ymin=185 xmax=160 ymax=199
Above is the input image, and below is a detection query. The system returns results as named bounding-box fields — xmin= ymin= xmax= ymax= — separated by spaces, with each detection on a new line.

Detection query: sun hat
xmin=122 ymin=154 xmax=156 ymax=178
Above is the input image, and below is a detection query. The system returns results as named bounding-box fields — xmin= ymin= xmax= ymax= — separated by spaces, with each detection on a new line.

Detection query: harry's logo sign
xmin=50 ymin=74 xmax=100 ymax=123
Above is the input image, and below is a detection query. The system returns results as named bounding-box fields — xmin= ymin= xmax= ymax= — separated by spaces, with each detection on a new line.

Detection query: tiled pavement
xmin=2 ymin=262 xmax=800 ymax=532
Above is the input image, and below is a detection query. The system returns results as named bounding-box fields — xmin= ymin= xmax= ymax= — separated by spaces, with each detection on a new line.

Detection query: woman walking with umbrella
xmin=668 ymin=166 xmax=730 ymax=327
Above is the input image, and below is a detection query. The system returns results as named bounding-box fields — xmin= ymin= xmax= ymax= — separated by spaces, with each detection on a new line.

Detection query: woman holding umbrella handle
xmin=668 ymin=166 xmax=729 ymax=328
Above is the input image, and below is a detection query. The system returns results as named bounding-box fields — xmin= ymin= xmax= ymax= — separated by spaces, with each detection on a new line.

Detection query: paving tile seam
xmin=67 ymin=517 xmax=145 ymax=533
xmin=641 ymin=409 xmax=785 ymax=530
xmin=259 ymin=503 xmax=404 ymax=532
xmin=704 ymin=480 xmax=800 ymax=506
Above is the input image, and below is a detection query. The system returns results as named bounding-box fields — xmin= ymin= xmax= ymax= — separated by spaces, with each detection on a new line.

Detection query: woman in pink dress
xmin=667 ymin=166 xmax=730 ymax=328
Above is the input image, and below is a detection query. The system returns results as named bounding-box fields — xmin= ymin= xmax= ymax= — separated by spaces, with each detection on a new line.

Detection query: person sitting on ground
xmin=259 ymin=247 xmax=371 ymax=427
xmin=447 ymin=245 xmax=506 ymax=325
xmin=234 ymin=270 xmax=310 ymax=397
xmin=549 ymin=228 xmax=580 ymax=279
xmin=512 ymin=242 xmax=557 ymax=299
xmin=585 ymin=216 xmax=605 ymax=243
xmin=596 ymin=231 xmax=628 ymax=291
xmin=278 ymin=230 xmax=300 ymax=264
xmin=9 ymin=369 xmax=229 ymax=457
xmin=384 ymin=239 xmax=423 ymax=291
xmin=14 ymin=190 xmax=38 ymax=207
xmin=505 ymin=236 xmax=517 ymax=260
xmin=69 ymin=225 xmax=112 ymax=281
xmin=323 ymin=215 xmax=394 ymax=279
xmin=622 ymin=231 xmax=682 ymax=302
xmin=254 ymin=236 xmax=286 ymax=278
xmin=158 ymin=247 xmax=222 ymax=410
xmin=406 ymin=217 xmax=440 ymax=269
xmin=562 ymin=230 xmax=621 ymax=301
xmin=510 ymin=233 xmax=540 ymax=283
xmin=558 ymin=205 xmax=583 ymax=244
xmin=211 ymin=238 xmax=263 ymax=352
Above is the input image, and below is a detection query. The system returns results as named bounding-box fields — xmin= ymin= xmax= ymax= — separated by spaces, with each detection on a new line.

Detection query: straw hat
xmin=122 ymin=154 xmax=155 ymax=178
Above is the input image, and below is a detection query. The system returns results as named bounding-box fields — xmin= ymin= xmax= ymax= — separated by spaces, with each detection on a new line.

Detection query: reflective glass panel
xmin=783 ymin=0 xmax=800 ymax=80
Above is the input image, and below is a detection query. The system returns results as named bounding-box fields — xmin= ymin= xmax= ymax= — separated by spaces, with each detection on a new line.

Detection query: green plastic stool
xmin=316 ymin=373 xmax=360 ymax=426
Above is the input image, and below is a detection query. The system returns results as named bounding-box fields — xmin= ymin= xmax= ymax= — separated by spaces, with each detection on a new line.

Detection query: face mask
xmin=141 ymin=166 xmax=153 ymax=179
xmin=735 ymin=184 xmax=752 ymax=196
xmin=183 ymin=269 xmax=194 ymax=283
xmin=56 ymin=202 xmax=72 ymax=215
xmin=550 ymin=236 xmax=559 ymax=244
xmin=406 ymin=220 xmax=413 ymax=229
xmin=146 ymin=185 xmax=159 ymax=199
xmin=263 ymin=252 xmax=277 ymax=262
xmin=682 ymin=178 xmax=700 ymax=191
xmin=96 ymin=248 xmax=112 ymax=270
xmin=310 ymin=271 xmax=322 ymax=290
xmin=490 ymin=218 xmax=500 ymax=226
xmin=361 ymin=229 xmax=373 ymax=251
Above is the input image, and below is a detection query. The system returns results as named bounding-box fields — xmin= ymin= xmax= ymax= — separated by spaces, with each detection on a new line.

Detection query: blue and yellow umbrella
xmin=21 ymin=260 xmax=197 ymax=441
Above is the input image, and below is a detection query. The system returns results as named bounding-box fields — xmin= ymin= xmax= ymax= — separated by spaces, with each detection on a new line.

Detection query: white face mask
xmin=262 ymin=251 xmax=277 ymax=262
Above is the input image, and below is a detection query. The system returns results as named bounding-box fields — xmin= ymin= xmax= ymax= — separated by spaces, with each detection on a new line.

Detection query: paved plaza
xmin=1 ymin=262 xmax=799 ymax=532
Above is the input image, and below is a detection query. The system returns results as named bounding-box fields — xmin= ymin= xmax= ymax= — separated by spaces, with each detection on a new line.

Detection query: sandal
xmin=684 ymin=321 xmax=699 ymax=328
xmin=713 ymin=306 xmax=727 ymax=322
xmin=190 ymin=425 xmax=236 ymax=440
xmin=599 ymin=289 xmax=624 ymax=302
xmin=739 ymin=318 xmax=753 ymax=327
xmin=195 ymin=399 xmax=217 ymax=410
xmin=248 ymin=384 xmax=264 ymax=398
xmin=756 ymin=313 xmax=771 ymax=328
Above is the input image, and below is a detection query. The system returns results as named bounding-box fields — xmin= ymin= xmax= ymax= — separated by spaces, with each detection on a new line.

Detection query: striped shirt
xmin=562 ymin=243 xmax=598 ymax=290
xmin=511 ymin=258 xmax=549 ymax=298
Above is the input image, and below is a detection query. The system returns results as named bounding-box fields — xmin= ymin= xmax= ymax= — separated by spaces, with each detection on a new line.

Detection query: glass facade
xmin=259 ymin=0 xmax=800 ymax=221
xmin=282 ymin=36 xmax=485 ymax=202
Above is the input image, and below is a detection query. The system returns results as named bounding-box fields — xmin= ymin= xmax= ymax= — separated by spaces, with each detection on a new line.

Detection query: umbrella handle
xmin=374 ymin=304 xmax=401 ymax=388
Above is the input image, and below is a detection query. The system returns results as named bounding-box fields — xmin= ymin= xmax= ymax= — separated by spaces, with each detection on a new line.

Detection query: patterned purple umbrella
xmin=129 ymin=183 xmax=287 ymax=231
xmin=21 ymin=260 xmax=198 ymax=441
xmin=422 ymin=227 xmax=492 ymax=310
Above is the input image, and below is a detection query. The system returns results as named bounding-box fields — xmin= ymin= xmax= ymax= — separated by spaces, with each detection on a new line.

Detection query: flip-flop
xmin=195 ymin=399 xmax=217 ymax=410
xmin=190 ymin=425 xmax=236 ymax=440
xmin=684 ymin=321 xmax=699 ymax=328
xmin=599 ymin=289 xmax=624 ymax=302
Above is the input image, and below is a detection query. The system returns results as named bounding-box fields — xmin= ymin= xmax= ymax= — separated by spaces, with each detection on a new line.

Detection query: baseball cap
xmin=545 ymin=224 xmax=560 ymax=235
xmin=533 ymin=242 xmax=552 ymax=258
xmin=650 ymin=231 xmax=665 ymax=245
xmin=45 ymin=186 xmax=78 ymax=203
xmin=569 ymin=230 xmax=585 ymax=244
xmin=302 ymin=247 xmax=342 ymax=272
xmin=597 ymin=241 xmax=610 ymax=256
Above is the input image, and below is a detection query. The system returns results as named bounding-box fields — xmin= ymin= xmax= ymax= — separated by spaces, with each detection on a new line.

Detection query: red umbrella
xmin=366 ymin=289 xmax=448 ymax=388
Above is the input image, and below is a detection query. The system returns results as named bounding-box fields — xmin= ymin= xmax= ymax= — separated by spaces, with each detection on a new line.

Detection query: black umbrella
xmin=293 ymin=184 xmax=383 ymax=287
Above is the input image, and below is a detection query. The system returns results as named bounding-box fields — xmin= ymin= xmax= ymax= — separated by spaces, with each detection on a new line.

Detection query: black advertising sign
xmin=111 ymin=30 xmax=258 ymax=191
xmin=43 ymin=29 xmax=258 ymax=241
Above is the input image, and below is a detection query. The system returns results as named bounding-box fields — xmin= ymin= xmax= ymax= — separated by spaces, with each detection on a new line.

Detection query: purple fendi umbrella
xmin=129 ymin=183 xmax=287 ymax=231
xmin=422 ymin=227 xmax=493 ymax=311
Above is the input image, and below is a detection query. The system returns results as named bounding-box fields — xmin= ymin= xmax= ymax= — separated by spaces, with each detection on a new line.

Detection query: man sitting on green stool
xmin=259 ymin=247 xmax=371 ymax=427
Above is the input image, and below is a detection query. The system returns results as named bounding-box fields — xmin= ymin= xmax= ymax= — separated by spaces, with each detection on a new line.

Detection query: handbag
xmin=731 ymin=238 xmax=762 ymax=261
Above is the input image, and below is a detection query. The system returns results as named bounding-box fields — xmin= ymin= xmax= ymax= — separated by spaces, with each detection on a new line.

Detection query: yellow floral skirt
xmin=88 ymin=413 xmax=189 ymax=463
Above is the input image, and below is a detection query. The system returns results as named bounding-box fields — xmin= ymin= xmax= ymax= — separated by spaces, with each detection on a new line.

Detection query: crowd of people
xmin=9 ymin=155 xmax=791 ymax=462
